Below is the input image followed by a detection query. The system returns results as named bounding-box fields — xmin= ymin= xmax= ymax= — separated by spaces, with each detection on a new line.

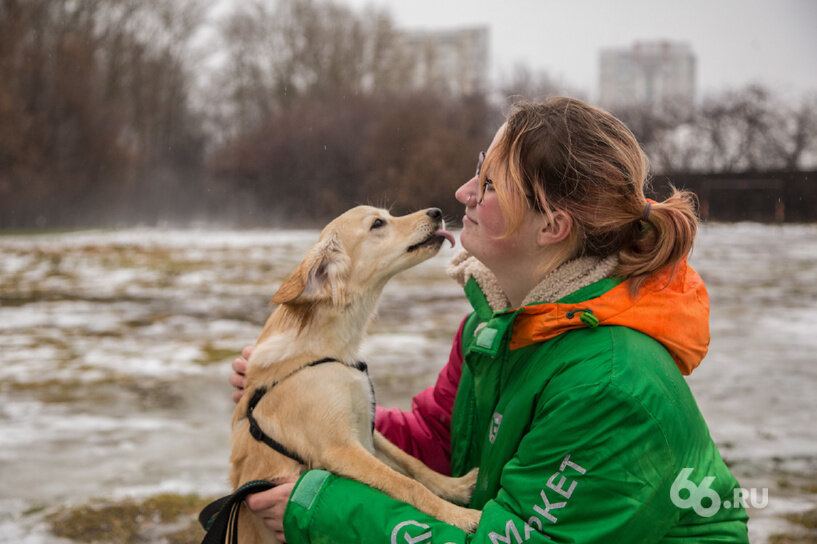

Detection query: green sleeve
xmin=283 ymin=469 xmax=469 ymax=544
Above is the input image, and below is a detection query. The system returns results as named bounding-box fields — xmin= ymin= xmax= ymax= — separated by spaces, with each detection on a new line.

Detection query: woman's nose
xmin=455 ymin=176 xmax=478 ymax=206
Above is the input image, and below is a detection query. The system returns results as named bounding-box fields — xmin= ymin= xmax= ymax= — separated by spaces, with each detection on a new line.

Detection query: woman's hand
xmin=246 ymin=480 xmax=298 ymax=542
xmin=230 ymin=346 xmax=253 ymax=404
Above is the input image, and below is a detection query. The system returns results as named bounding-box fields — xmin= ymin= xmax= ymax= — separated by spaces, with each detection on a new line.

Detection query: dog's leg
xmin=321 ymin=442 xmax=481 ymax=533
xmin=373 ymin=431 xmax=478 ymax=505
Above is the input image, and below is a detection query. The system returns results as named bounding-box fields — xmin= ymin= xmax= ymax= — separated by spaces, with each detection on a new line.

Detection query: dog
xmin=229 ymin=206 xmax=481 ymax=543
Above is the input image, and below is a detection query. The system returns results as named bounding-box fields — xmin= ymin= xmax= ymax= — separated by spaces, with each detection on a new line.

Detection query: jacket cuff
xmin=283 ymin=469 xmax=334 ymax=544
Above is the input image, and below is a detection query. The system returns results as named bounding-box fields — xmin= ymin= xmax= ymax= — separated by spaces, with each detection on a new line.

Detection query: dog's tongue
xmin=435 ymin=229 xmax=456 ymax=248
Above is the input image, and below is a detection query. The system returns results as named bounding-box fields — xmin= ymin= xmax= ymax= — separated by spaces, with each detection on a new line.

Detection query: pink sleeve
xmin=375 ymin=318 xmax=466 ymax=476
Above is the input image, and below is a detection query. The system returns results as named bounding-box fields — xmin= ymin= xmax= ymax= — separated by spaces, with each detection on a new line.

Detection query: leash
xmin=199 ymin=357 xmax=372 ymax=543
xmin=199 ymin=479 xmax=275 ymax=543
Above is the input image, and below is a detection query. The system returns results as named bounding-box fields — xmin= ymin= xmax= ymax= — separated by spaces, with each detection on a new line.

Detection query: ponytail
xmin=616 ymin=188 xmax=698 ymax=293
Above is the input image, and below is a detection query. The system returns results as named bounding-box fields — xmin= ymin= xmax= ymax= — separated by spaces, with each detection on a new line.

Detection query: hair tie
xmin=642 ymin=201 xmax=652 ymax=222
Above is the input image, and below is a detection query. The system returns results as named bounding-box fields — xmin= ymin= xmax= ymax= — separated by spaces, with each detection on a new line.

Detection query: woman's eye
xmin=370 ymin=218 xmax=386 ymax=230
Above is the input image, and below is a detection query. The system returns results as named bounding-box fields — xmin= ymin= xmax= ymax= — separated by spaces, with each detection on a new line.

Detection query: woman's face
xmin=455 ymin=125 xmax=545 ymax=274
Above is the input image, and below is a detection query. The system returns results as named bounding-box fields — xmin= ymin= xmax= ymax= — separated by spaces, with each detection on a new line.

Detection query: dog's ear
xmin=272 ymin=232 xmax=350 ymax=306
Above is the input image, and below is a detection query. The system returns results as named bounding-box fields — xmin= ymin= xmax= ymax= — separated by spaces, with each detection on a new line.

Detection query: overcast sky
xmin=339 ymin=0 xmax=817 ymax=101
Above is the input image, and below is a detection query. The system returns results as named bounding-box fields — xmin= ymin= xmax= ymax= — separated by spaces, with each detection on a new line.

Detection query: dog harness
xmin=198 ymin=357 xmax=372 ymax=544
xmin=246 ymin=357 xmax=372 ymax=465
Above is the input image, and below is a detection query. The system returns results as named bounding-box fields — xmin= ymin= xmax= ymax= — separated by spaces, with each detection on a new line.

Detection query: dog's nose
xmin=426 ymin=208 xmax=443 ymax=221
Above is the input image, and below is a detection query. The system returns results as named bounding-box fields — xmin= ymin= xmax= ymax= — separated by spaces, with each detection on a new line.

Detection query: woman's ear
xmin=536 ymin=210 xmax=573 ymax=247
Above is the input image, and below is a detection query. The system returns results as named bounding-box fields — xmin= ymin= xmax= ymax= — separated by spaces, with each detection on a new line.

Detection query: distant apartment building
xmin=599 ymin=41 xmax=696 ymax=112
xmin=399 ymin=26 xmax=490 ymax=96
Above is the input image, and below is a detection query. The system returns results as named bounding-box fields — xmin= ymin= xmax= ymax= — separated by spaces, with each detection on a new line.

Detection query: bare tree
xmin=498 ymin=64 xmax=586 ymax=106
xmin=765 ymin=92 xmax=817 ymax=170
xmin=208 ymin=0 xmax=411 ymax=140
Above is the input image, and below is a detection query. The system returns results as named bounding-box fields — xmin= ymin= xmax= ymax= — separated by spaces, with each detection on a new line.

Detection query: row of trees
xmin=1 ymin=0 xmax=815 ymax=228
xmin=614 ymin=86 xmax=817 ymax=174
xmin=0 ymin=0 xmax=206 ymax=227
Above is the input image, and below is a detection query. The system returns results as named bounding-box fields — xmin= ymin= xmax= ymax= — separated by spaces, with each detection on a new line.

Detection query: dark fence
xmin=649 ymin=170 xmax=817 ymax=223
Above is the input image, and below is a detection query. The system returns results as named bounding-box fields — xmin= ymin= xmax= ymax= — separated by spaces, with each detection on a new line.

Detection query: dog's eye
xmin=370 ymin=218 xmax=386 ymax=230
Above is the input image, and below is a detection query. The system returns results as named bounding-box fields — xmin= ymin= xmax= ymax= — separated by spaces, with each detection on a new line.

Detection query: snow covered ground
xmin=1 ymin=223 xmax=815 ymax=542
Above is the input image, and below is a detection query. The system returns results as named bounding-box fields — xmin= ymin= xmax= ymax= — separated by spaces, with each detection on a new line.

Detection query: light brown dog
xmin=229 ymin=206 xmax=481 ymax=543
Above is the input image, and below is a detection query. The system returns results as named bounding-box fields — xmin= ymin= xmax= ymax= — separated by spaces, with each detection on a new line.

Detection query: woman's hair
xmin=481 ymin=97 xmax=698 ymax=291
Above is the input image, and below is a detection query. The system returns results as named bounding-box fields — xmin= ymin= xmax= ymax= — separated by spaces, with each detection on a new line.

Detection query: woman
xmin=229 ymin=98 xmax=749 ymax=543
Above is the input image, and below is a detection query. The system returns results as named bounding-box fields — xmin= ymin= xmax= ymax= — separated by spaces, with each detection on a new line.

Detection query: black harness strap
xmin=246 ymin=386 xmax=307 ymax=465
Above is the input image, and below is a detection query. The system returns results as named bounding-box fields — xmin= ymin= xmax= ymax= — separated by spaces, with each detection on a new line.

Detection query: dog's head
xmin=272 ymin=206 xmax=454 ymax=307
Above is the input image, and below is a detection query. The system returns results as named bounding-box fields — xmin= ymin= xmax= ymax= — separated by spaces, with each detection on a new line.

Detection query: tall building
xmin=599 ymin=41 xmax=696 ymax=112
xmin=399 ymin=26 xmax=490 ymax=96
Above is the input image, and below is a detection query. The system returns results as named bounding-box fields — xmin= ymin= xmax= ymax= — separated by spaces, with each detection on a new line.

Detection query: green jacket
xmin=283 ymin=261 xmax=749 ymax=543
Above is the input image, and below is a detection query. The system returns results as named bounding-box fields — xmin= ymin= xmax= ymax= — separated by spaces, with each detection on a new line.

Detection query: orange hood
xmin=510 ymin=257 xmax=710 ymax=375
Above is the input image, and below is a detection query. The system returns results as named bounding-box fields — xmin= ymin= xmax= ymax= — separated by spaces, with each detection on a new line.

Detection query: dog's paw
xmin=450 ymin=507 xmax=482 ymax=533
xmin=448 ymin=467 xmax=479 ymax=505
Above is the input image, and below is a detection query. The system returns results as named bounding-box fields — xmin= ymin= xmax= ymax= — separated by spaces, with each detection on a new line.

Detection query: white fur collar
xmin=447 ymin=250 xmax=619 ymax=313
